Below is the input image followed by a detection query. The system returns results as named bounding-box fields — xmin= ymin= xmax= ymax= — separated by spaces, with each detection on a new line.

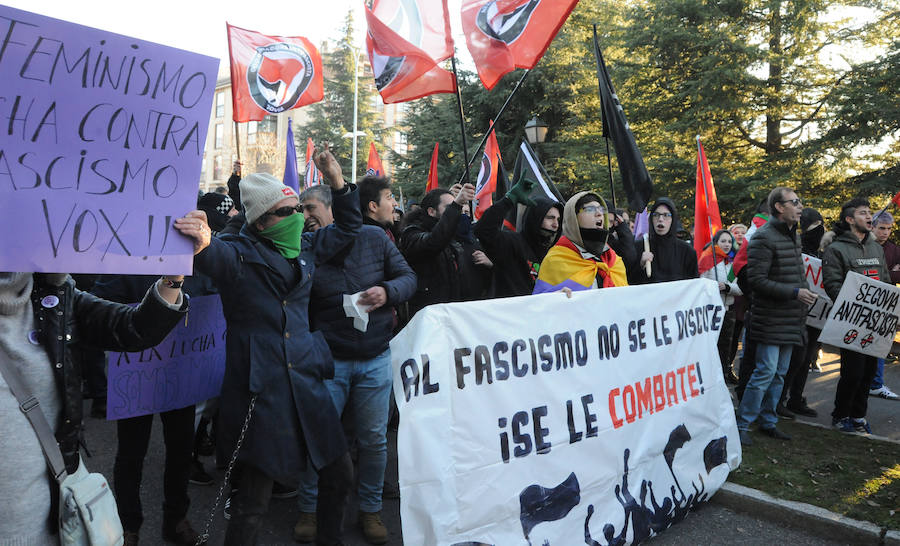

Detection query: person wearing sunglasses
xmin=174 ymin=145 xmax=360 ymax=545
xmin=736 ymin=186 xmax=817 ymax=447
xmin=628 ymin=197 xmax=699 ymax=285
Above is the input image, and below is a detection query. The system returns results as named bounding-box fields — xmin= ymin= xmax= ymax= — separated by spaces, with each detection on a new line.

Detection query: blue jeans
xmin=736 ymin=343 xmax=793 ymax=431
xmin=870 ymin=358 xmax=885 ymax=390
xmin=297 ymin=349 xmax=393 ymax=513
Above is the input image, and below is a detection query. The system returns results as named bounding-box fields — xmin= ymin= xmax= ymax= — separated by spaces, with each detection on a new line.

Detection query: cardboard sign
xmin=391 ymin=279 xmax=741 ymax=545
xmin=818 ymin=271 xmax=900 ymax=358
xmin=107 ymin=295 xmax=226 ymax=419
xmin=803 ymin=254 xmax=833 ymax=329
xmin=0 ymin=6 xmax=218 ymax=273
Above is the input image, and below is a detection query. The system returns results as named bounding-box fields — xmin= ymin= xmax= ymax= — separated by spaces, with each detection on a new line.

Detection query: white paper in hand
xmin=343 ymin=291 xmax=371 ymax=332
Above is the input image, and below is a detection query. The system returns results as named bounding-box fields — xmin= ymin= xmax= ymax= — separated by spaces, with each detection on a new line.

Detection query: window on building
xmin=213 ymin=156 xmax=223 ymax=180
xmin=200 ymin=152 xmax=207 ymax=180
xmin=247 ymin=121 xmax=258 ymax=144
xmin=215 ymin=91 xmax=225 ymax=118
xmin=259 ymin=115 xmax=277 ymax=133
xmin=214 ymin=123 xmax=223 ymax=149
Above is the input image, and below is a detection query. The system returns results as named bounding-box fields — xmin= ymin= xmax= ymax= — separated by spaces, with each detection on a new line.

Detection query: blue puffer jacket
xmin=309 ymin=226 xmax=416 ymax=360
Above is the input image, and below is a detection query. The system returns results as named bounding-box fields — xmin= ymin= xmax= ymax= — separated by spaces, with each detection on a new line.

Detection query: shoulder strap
xmin=0 ymin=351 xmax=68 ymax=483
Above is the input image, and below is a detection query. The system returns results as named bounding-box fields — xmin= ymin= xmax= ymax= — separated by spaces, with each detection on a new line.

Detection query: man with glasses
xmin=628 ymin=197 xmax=698 ymax=284
xmin=293 ymin=183 xmax=416 ymax=545
xmin=736 ymin=187 xmax=817 ymax=446
xmin=823 ymin=198 xmax=892 ymax=433
xmin=174 ymin=146 xmax=360 ymax=545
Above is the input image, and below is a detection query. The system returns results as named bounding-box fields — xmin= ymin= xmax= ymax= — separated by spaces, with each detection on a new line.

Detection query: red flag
xmin=892 ymin=190 xmax=900 ymax=207
xmin=426 ymin=143 xmax=440 ymax=192
xmin=304 ymin=138 xmax=322 ymax=188
xmin=366 ymin=0 xmax=457 ymax=104
xmin=227 ymin=23 xmax=324 ymax=122
xmin=694 ymin=138 xmax=723 ymax=259
xmin=366 ymin=142 xmax=385 ymax=177
xmin=461 ymin=0 xmax=579 ymax=90
xmin=474 ymin=126 xmax=501 ymax=220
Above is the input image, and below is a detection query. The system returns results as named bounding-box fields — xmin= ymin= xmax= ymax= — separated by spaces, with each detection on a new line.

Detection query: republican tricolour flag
xmin=426 ymin=142 xmax=440 ymax=192
xmin=366 ymin=0 xmax=457 ymax=104
xmin=283 ymin=121 xmax=300 ymax=193
xmin=304 ymin=138 xmax=322 ymax=188
xmin=227 ymin=23 xmax=324 ymax=122
xmin=462 ymin=0 xmax=579 ymax=90
xmin=367 ymin=142 xmax=385 ymax=177
xmin=694 ymin=137 xmax=723 ymax=260
xmin=474 ymin=125 xmax=502 ymax=220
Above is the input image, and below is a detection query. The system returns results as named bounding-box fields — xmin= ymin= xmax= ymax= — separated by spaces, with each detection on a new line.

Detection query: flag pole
xmin=233 ymin=121 xmax=242 ymax=163
xmin=697 ymin=135 xmax=719 ymax=281
xmin=455 ymin=69 xmax=531 ymax=186
xmin=450 ymin=56 xmax=473 ymax=187
xmin=592 ymin=25 xmax=617 ymax=211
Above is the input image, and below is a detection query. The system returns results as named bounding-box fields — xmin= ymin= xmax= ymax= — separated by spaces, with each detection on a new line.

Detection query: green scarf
xmin=260 ymin=213 xmax=304 ymax=259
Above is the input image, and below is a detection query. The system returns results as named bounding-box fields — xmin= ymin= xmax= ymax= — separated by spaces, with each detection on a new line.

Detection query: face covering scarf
xmin=260 ymin=213 xmax=305 ymax=259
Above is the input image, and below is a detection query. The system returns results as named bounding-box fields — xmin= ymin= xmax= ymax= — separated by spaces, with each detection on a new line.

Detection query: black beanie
xmin=799 ymin=207 xmax=823 ymax=232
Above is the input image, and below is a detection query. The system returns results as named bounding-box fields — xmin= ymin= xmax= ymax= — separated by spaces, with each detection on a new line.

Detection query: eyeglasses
xmin=778 ymin=198 xmax=802 ymax=207
xmin=579 ymin=205 xmax=605 ymax=214
xmin=259 ymin=204 xmax=302 ymax=220
xmin=651 ymin=212 xmax=673 ymax=219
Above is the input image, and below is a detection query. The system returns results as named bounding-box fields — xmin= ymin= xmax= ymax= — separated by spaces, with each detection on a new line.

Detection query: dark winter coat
xmin=194 ymin=185 xmax=361 ymax=481
xmin=473 ymin=196 xmax=563 ymax=298
xmin=628 ymin=198 xmax=699 ymax=284
xmin=309 ymin=225 xmax=416 ymax=360
xmin=822 ymin=229 xmax=891 ymax=301
xmin=879 ymin=240 xmax=900 ymax=285
xmin=746 ymin=217 xmax=809 ymax=346
xmin=31 ymin=275 xmax=187 ymax=472
xmin=399 ymin=204 xmax=490 ymax=316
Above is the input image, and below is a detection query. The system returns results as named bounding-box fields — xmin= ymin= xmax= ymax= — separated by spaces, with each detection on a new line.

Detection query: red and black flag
xmin=367 ymin=142 xmax=385 ymax=177
xmin=365 ymin=0 xmax=457 ymax=104
xmin=227 ymin=23 xmax=324 ymax=122
xmin=426 ymin=142 xmax=440 ymax=192
xmin=474 ymin=126 xmax=502 ymax=220
xmin=461 ymin=0 xmax=579 ymax=90
xmin=593 ymin=38 xmax=653 ymax=212
xmin=694 ymin=137 xmax=723 ymax=261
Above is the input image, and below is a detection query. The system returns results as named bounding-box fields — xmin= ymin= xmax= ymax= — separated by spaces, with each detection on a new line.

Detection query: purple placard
xmin=106 ymin=295 xmax=226 ymax=420
xmin=0 ymin=6 xmax=219 ymax=274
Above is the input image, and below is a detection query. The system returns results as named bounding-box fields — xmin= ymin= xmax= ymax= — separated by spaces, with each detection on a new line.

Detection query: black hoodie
xmin=628 ymin=197 xmax=699 ymax=284
xmin=474 ymin=196 xmax=563 ymax=297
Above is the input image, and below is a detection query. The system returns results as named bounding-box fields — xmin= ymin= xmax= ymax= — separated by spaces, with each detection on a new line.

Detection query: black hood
xmin=649 ymin=197 xmax=683 ymax=242
xmin=522 ymin=198 xmax=563 ymax=250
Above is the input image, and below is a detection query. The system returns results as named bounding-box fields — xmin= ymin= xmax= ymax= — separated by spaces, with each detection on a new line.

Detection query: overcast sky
xmin=5 ymin=0 xmax=472 ymax=76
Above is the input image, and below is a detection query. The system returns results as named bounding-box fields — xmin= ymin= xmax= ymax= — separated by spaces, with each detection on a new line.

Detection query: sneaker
xmin=832 ymin=417 xmax=857 ymax=434
xmin=869 ymin=386 xmax=900 ymax=400
xmin=852 ymin=418 xmax=873 ymax=434
xmin=359 ymin=511 xmax=388 ymax=545
xmin=189 ymin=460 xmax=214 ymax=486
xmin=292 ymin=512 xmax=317 ymax=543
xmin=738 ymin=430 xmax=753 ymax=447
xmin=786 ymin=401 xmax=818 ymax=417
xmin=759 ymin=426 xmax=791 ymax=440
xmin=162 ymin=519 xmax=205 ymax=545
xmin=223 ymin=494 xmax=233 ymax=521
xmin=270 ymin=482 xmax=297 ymax=499
xmin=775 ymin=404 xmax=795 ymax=420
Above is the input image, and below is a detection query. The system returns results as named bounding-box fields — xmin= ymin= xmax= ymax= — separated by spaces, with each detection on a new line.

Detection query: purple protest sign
xmin=106 ymin=295 xmax=226 ymax=420
xmin=0 ymin=6 xmax=218 ymax=274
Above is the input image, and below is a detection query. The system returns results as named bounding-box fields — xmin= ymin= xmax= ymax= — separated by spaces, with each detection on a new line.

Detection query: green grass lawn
xmin=729 ymin=420 xmax=900 ymax=529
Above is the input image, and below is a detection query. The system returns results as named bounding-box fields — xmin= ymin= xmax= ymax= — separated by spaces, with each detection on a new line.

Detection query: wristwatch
xmin=160 ymin=277 xmax=184 ymax=289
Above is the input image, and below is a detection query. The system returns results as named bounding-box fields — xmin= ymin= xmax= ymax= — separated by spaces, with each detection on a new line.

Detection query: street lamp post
xmin=524 ymin=116 xmax=548 ymax=145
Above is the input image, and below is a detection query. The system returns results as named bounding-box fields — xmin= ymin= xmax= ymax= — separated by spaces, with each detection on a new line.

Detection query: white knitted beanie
xmin=240 ymin=173 xmax=298 ymax=224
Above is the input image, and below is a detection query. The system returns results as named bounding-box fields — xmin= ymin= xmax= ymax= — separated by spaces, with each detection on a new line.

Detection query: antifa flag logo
xmin=372 ymin=0 xmax=423 ymax=91
xmin=247 ymin=43 xmax=315 ymax=114
xmin=476 ymin=0 xmax=540 ymax=44
xmin=475 ymin=152 xmax=493 ymax=194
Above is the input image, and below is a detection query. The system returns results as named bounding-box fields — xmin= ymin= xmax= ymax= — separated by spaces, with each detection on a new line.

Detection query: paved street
xmin=79 ymin=343 xmax=899 ymax=546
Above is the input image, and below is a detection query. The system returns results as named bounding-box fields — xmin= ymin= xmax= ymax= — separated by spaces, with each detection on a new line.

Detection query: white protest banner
xmin=818 ymin=271 xmax=900 ymax=358
xmin=391 ymin=278 xmax=741 ymax=545
xmin=803 ymin=254 xmax=833 ymax=329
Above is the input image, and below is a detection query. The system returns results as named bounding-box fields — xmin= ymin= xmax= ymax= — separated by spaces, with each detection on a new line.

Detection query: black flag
xmin=592 ymin=26 xmax=653 ymax=212
xmin=508 ymin=140 xmax=565 ymax=231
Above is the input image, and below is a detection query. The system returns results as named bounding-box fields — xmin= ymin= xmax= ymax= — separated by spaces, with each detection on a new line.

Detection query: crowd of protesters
xmin=2 ymin=144 xmax=898 ymax=546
